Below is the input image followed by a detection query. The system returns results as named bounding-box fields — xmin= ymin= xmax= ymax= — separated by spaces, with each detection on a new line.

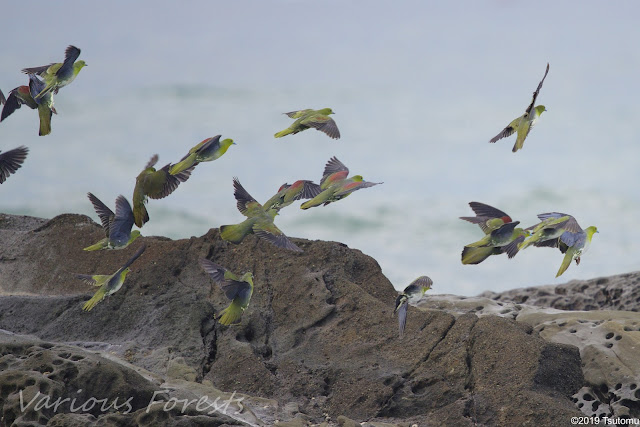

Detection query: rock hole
xmin=615 ymin=383 xmax=622 ymax=390
xmin=605 ymin=343 xmax=613 ymax=349
xmin=583 ymin=393 xmax=594 ymax=401
xmin=605 ymin=332 xmax=614 ymax=339
xmin=570 ymin=329 xmax=577 ymax=333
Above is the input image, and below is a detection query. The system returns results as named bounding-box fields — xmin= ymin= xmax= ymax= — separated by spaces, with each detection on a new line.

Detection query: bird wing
xmin=490 ymin=221 xmax=520 ymax=241
xmin=489 ymin=121 xmax=517 ymax=143
xmin=75 ymin=274 xmax=101 ymax=286
xmin=525 ymin=63 xmax=549 ymax=116
xmin=56 ymin=45 xmax=81 ymax=77
xmin=536 ymin=213 xmax=582 ymax=233
xmin=295 ymin=180 xmax=322 ymax=200
xmin=145 ymin=164 xmax=192 ymax=200
xmin=232 ymin=177 xmax=264 ymax=216
xmin=302 ymin=115 xmax=340 ymax=139
xmin=333 ymin=180 xmax=381 ymax=197
xmin=396 ymin=298 xmax=408 ymax=338
xmin=467 ymin=202 xmax=511 ymax=221
xmin=28 ymin=75 xmax=47 ymax=103
xmin=320 ymin=157 xmax=349 ymax=187
xmin=87 ymin=192 xmax=115 ymax=234
xmin=559 ymin=229 xmax=586 ymax=249
xmin=144 ymin=154 xmax=159 ymax=170
xmin=409 ymin=276 xmax=433 ymax=290
xmin=199 ymin=259 xmax=250 ymax=300
xmin=1 ymin=87 xmax=35 ymax=121
xmin=192 ymin=135 xmax=221 ymax=155
xmin=502 ymin=234 xmax=525 ymax=258
xmin=0 ymin=89 xmax=5 ymax=104
xmin=0 ymin=146 xmax=29 ymax=184
xmin=110 ymin=195 xmax=136 ymax=239
xmin=253 ymin=219 xmax=302 ymax=252
xmin=112 ymin=245 xmax=146 ymax=277
xmin=284 ymin=109 xmax=312 ymax=118
xmin=21 ymin=63 xmax=56 ymax=76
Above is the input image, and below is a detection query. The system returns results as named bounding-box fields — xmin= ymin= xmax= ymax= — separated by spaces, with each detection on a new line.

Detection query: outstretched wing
xmin=525 ymin=63 xmax=549 ymax=115
xmin=253 ymin=221 xmax=302 ymax=252
xmin=284 ymin=109 xmax=312 ymax=118
xmin=87 ymin=192 xmax=115 ymax=234
xmin=0 ymin=146 xmax=29 ymax=184
xmin=200 ymin=259 xmax=249 ymax=301
xmin=303 ymin=115 xmax=340 ymax=139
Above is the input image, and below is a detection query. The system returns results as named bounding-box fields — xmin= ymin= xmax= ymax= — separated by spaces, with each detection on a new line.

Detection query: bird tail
xmin=133 ymin=193 xmax=149 ymax=228
xmin=83 ymin=239 xmax=107 ymax=251
xmin=512 ymin=125 xmax=529 ymax=152
xmin=220 ymin=221 xmax=252 ymax=244
xmin=82 ymin=287 xmax=107 ymax=311
xmin=38 ymin=104 xmax=52 ymax=136
xmin=555 ymin=251 xmax=574 ymax=277
xmin=461 ymin=246 xmax=496 ymax=265
xmin=274 ymin=128 xmax=294 ymax=138
xmin=518 ymin=234 xmax=539 ymax=251
xmin=169 ymin=154 xmax=197 ymax=175
xmin=300 ymin=191 xmax=331 ymax=210
xmin=218 ymin=301 xmax=244 ymax=326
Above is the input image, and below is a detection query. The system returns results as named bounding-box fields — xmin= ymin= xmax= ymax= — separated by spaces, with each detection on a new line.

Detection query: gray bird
xmin=394 ymin=276 xmax=433 ymax=338
xmin=84 ymin=193 xmax=141 ymax=251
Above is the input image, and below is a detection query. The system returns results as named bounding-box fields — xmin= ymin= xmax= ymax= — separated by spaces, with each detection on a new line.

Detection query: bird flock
xmin=1 ymin=49 xmax=597 ymax=338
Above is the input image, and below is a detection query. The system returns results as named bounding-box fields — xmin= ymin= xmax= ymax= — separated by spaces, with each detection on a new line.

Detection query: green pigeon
xmin=394 ymin=276 xmax=433 ymax=338
xmin=263 ymin=180 xmax=322 ymax=211
xmin=522 ymin=212 xmax=598 ymax=277
xmin=200 ymin=259 xmax=254 ymax=326
xmin=519 ymin=212 xmax=580 ymax=251
xmin=489 ymin=63 xmax=549 ymax=152
xmin=169 ymin=135 xmax=235 ymax=175
xmin=84 ymin=193 xmax=141 ymax=251
xmin=220 ymin=177 xmax=302 ymax=252
xmin=460 ymin=202 xmax=529 ymax=264
xmin=0 ymin=146 xmax=29 ymax=184
xmin=1 ymin=76 xmax=57 ymax=136
xmin=300 ymin=157 xmax=381 ymax=209
xmin=274 ymin=108 xmax=340 ymax=140
xmin=133 ymin=154 xmax=194 ymax=228
xmin=76 ymin=244 xmax=146 ymax=311
xmin=22 ymin=45 xmax=86 ymax=100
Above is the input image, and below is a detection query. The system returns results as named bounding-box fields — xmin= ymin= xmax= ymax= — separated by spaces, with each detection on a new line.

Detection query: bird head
xmin=319 ymin=108 xmax=334 ymax=115
xmin=75 ymin=60 xmax=87 ymax=70
xmin=535 ymin=105 xmax=547 ymax=115
xmin=241 ymin=272 xmax=254 ymax=284
xmin=352 ymin=175 xmax=364 ymax=182
xmin=585 ymin=226 xmax=598 ymax=240
xmin=221 ymin=138 xmax=235 ymax=148
xmin=130 ymin=230 xmax=142 ymax=241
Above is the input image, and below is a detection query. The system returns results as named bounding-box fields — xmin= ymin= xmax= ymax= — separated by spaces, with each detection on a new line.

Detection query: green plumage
xmin=169 ymin=136 xmax=235 ymax=175
xmin=275 ymin=108 xmax=340 ymax=140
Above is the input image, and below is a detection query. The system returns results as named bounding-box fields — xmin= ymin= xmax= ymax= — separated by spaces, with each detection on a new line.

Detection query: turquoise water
xmin=1 ymin=1 xmax=639 ymax=295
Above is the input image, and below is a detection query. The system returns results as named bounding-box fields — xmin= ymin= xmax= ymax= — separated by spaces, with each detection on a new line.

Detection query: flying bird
xmin=22 ymin=45 xmax=87 ymax=99
xmin=274 ymin=108 xmax=340 ymax=140
xmin=521 ymin=212 xmax=598 ymax=277
xmin=394 ymin=276 xmax=433 ymax=338
xmin=300 ymin=157 xmax=381 ymax=209
xmin=0 ymin=146 xmax=29 ymax=184
xmin=84 ymin=193 xmax=141 ymax=251
xmin=489 ymin=63 xmax=549 ymax=152
xmin=169 ymin=135 xmax=235 ymax=175
xmin=220 ymin=177 xmax=302 ymax=252
xmin=1 ymin=75 xmax=57 ymax=136
xmin=77 ymin=244 xmax=146 ymax=311
xmin=263 ymin=180 xmax=322 ymax=211
xmin=460 ymin=202 xmax=528 ymax=264
xmin=200 ymin=259 xmax=254 ymax=326
xmin=133 ymin=154 xmax=194 ymax=228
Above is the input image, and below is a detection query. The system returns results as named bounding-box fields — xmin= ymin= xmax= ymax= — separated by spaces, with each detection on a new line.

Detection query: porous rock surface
xmin=0 ymin=213 xmax=585 ymax=425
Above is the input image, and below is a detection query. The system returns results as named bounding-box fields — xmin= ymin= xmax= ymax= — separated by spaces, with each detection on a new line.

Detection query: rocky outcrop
xmin=0 ymin=213 xmax=588 ymax=425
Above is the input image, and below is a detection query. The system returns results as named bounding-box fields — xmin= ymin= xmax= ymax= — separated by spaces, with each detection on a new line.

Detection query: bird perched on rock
xmin=521 ymin=212 xmax=598 ymax=277
xmin=300 ymin=157 xmax=381 ymax=209
xmin=274 ymin=108 xmax=340 ymax=140
xmin=394 ymin=276 xmax=433 ymax=338
xmin=22 ymin=45 xmax=86 ymax=99
xmin=169 ymin=135 xmax=235 ymax=175
xmin=489 ymin=63 xmax=549 ymax=152
xmin=200 ymin=259 xmax=254 ymax=326
xmin=133 ymin=154 xmax=194 ymax=227
xmin=1 ymin=75 xmax=57 ymax=136
xmin=84 ymin=193 xmax=141 ymax=251
xmin=263 ymin=180 xmax=322 ymax=211
xmin=77 ymin=244 xmax=146 ymax=311
xmin=0 ymin=146 xmax=29 ymax=184
xmin=460 ymin=202 xmax=528 ymax=264
xmin=220 ymin=177 xmax=302 ymax=252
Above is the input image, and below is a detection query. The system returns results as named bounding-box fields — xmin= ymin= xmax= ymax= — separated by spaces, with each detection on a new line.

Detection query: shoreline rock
xmin=1 ymin=213 xmax=633 ymax=424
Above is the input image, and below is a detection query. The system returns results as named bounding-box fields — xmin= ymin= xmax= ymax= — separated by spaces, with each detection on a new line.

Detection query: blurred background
xmin=1 ymin=1 xmax=638 ymax=295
